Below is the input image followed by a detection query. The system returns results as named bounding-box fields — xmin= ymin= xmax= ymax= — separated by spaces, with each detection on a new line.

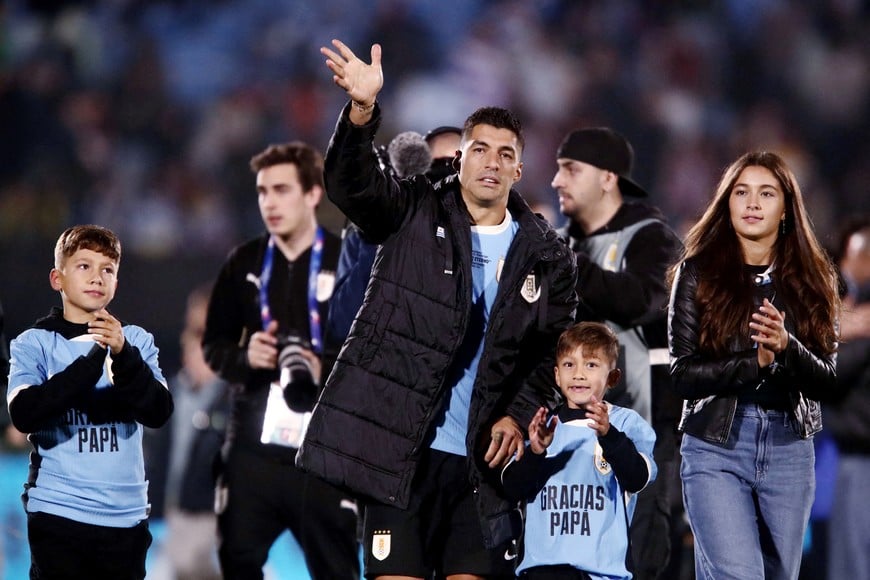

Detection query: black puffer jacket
xmin=297 ymin=104 xmax=578 ymax=547
xmin=668 ymin=258 xmax=840 ymax=444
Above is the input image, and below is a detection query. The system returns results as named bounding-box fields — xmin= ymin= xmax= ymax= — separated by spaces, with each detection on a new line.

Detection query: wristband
xmin=352 ymin=100 xmax=376 ymax=114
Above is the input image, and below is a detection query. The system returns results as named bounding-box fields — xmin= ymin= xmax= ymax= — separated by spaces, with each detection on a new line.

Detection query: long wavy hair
xmin=672 ymin=151 xmax=839 ymax=356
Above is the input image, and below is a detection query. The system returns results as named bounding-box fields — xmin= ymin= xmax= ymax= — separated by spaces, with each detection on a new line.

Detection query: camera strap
xmin=258 ymin=226 xmax=325 ymax=354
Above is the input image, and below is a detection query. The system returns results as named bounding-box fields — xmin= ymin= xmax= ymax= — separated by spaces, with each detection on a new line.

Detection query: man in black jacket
xmin=298 ymin=40 xmax=578 ymax=579
xmin=551 ymin=127 xmax=684 ymax=579
xmin=202 ymin=142 xmax=359 ymax=580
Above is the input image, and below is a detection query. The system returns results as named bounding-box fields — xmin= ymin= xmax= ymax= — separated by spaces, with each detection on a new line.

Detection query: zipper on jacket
xmin=410 ymin=223 xmax=470 ymax=456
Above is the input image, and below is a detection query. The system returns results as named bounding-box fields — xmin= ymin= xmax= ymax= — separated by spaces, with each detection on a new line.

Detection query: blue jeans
xmin=680 ymin=404 xmax=814 ymax=580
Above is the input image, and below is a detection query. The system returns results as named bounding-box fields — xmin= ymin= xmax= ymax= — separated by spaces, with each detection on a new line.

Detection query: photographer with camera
xmin=202 ymin=142 xmax=359 ymax=580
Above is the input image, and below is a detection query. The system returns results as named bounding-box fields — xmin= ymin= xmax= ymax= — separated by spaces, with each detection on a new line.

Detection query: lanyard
xmin=258 ymin=227 xmax=325 ymax=354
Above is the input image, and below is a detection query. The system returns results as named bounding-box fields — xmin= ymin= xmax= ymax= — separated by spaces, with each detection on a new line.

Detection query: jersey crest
xmin=372 ymin=530 xmax=391 ymax=561
xmin=593 ymin=442 xmax=612 ymax=475
xmin=521 ymin=273 xmax=541 ymax=303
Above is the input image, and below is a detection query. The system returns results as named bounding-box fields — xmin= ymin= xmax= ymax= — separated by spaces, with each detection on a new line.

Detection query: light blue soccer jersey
xmin=516 ymin=406 xmax=656 ymax=579
xmin=431 ymin=210 xmax=518 ymax=456
xmin=8 ymin=319 xmax=167 ymax=527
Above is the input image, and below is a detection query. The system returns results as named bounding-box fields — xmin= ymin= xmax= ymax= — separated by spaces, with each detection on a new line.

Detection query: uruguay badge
xmin=316 ymin=271 xmax=336 ymax=302
xmin=594 ymin=442 xmax=612 ymax=475
xmin=521 ymin=273 xmax=541 ymax=303
xmin=372 ymin=530 xmax=391 ymax=561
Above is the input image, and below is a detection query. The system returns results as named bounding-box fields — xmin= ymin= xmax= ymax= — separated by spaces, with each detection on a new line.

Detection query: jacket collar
xmin=438 ymin=177 xmax=563 ymax=256
xmin=561 ymin=200 xmax=664 ymax=243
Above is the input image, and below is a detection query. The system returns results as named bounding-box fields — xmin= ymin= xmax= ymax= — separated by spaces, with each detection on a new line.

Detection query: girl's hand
xmin=750 ymin=298 xmax=788 ymax=367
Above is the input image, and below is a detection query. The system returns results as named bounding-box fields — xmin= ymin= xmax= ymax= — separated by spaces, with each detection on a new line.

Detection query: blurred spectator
xmin=0 ymin=304 xmax=26 ymax=445
xmin=0 ymin=2 xmax=867 ymax=575
xmin=0 ymin=298 xmax=28 ymax=580
xmin=824 ymin=217 xmax=870 ymax=580
xmin=1 ymin=297 xmax=28 ymax=451
xmin=144 ymin=285 xmax=230 ymax=580
xmin=2 ymin=0 xmax=867 ymax=258
xmin=423 ymin=125 xmax=462 ymax=182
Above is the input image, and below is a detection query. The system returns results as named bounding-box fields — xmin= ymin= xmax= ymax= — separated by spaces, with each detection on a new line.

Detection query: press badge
xmin=260 ymin=382 xmax=311 ymax=448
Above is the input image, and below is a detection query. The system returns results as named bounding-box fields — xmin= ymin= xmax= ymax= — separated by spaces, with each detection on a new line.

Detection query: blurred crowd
xmin=1 ymin=0 xmax=867 ymax=261
xmin=0 ymin=2 xmax=868 ymax=578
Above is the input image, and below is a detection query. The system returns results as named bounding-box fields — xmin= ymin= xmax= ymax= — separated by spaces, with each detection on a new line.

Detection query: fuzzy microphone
xmin=388 ymin=131 xmax=433 ymax=178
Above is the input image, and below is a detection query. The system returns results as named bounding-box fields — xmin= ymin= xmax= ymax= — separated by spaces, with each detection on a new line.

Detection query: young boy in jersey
xmin=502 ymin=322 xmax=656 ymax=580
xmin=6 ymin=224 xmax=174 ymax=579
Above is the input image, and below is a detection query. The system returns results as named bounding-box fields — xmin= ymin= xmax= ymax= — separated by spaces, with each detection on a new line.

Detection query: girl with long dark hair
xmin=668 ymin=151 xmax=841 ymax=579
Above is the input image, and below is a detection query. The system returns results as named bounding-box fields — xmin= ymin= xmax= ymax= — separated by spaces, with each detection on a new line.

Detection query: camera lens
xmin=277 ymin=336 xmax=317 ymax=412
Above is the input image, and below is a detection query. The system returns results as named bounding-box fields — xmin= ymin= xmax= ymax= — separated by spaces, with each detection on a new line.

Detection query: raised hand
xmin=528 ymin=406 xmax=556 ymax=455
xmin=320 ymin=39 xmax=383 ymax=119
xmin=585 ymin=396 xmax=611 ymax=437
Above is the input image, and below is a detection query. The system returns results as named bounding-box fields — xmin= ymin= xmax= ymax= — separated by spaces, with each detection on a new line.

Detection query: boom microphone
xmin=387 ymin=131 xmax=433 ymax=178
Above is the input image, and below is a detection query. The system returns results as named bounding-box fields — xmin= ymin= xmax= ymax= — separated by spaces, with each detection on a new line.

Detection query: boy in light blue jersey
xmin=502 ymin=322 xmax=656 ymax=580
xmin=7 ymin=224 xmax=173 ymax=579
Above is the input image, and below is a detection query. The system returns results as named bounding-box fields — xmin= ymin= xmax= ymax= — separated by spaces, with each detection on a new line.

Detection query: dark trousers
xmin=630 ymin=426 xmax=683 ymax=579
xmin=27 ymin=511 xmax=151 ymax=580
xmin=216 ymin=448 xmax=360 ymax=580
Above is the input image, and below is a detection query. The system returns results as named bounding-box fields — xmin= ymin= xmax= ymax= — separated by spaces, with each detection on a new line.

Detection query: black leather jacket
xmin=668 ymin=259 xmax=840 ymax=444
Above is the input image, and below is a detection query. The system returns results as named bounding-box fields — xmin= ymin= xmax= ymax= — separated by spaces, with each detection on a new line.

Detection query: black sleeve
xmin=9 ymin=344 xmax=106 ymax=433
xmin=111 ymin=342 xmax=174 ymax=427
xmin=500 ymin=447 xmax=549 ymax=502
xmin=202 ymin=249 xmax=257 ymax=385
xmin=505 ymin=247 xmax=579 ymax=430
xmin=598 ymin=426 xmax=650 ymax=493
xmin=575 ymin=223 xmax=682 ymax=326
xmin=324 ymin=103 xmax=426 ymax=244
xmin=777 ymin=330 xmax=839 ymax=402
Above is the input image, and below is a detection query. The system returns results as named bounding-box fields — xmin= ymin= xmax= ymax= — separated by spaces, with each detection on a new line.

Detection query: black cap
xmin=556 ymin=128 xmax=648 ymax=197
xmin=425 ymin=125 xmax=463 ymax=143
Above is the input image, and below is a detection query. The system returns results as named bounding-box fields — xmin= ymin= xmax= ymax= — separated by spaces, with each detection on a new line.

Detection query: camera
xmin=276 ymin=334 xmax=318 ymax=412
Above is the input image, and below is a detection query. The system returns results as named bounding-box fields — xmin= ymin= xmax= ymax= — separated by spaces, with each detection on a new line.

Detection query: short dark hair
xmin=425 ymin=125 xmax=462 ymax=143
xmin=54 ymin=225 xmax=121 ymax=269
xmin=556 ymin=322 xmax=619 ymax=367
xmin=462 ymin=107 xmax=524 ymax=153
xmin=249 ymin=142 xmax=325 ymax=193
